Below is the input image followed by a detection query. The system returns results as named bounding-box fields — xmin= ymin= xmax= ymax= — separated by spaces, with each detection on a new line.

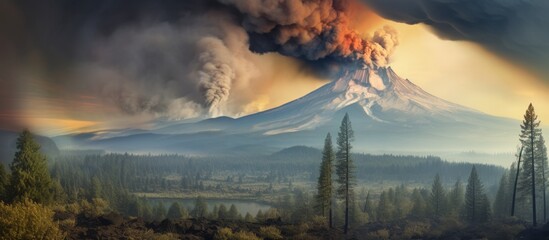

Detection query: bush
xmin=258 ymin=226 xmax=283 ymax=240
xmin=366 ymin=229 xmax=390 ymax=240
xmin=214 ymin=227 xmax=261 ymax=240
xmin=79 ymin=198 xmax=110 ymax=217
xmin=232 ymin=230 xmax=261 ymax=240
xmin=429 ymin=218 xmax=463 ymax=238
xmin=214 ymin=227 xmax=234 ymax=240
xmin=154 ymin=233 xmax=180 ymax=240
xmin=402 ymin=221 xmax=430 ymax=239
xmin=0 ymin=200 xmax=64 ymax=240
xmin=310 ymin=215 xmax=328 ymax=227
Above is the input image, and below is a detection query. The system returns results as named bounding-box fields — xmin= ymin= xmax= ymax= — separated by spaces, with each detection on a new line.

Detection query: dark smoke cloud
xmin=220 ymin=0 xmax=399 ymax=67
xmin=361 ymin=0 xmax=549 ymax=80
xmin=0 ymin=0 xmax=397 ymax=122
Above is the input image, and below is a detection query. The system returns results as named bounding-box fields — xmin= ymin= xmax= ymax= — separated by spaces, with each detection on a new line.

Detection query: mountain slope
xmin=54 ymin=66 xmax=519 ymax=154
xmin=235 ymin=67 xmax=489 ymax=135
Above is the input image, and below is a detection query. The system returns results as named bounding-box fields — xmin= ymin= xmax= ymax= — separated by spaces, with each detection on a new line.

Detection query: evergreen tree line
xmin=315 ymin=114 xmax=497 ymax=234
xmin=323 ymin=167 xmax=493 ymax=226
xmin=492 ymin=104 xmax=548 ymax=226
xmin=123 ymin=195 xmax=281 ymax=223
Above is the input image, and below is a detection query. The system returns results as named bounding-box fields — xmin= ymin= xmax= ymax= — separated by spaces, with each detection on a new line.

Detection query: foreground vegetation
xmin=0 ymin=104 xmax=548 ymax=239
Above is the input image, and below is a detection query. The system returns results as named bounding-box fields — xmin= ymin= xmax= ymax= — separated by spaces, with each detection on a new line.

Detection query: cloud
xmin=221 ymin=0 xmax=399 ymax=67
xmin=0 ymin=0 xmax=393 ymax=124
xmin=361 ymin=0 xmax=549 ymax=80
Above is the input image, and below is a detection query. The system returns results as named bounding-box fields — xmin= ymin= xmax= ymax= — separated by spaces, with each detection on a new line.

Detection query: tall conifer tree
xmin=494 ymin=173 xmax=509 ymax=218
xmin=464 ymin=166 xmax=485 ymax=223
xmin=448 ymin=179 xmax=464 ymax=216
xmin=335 ymin=113 xmax=355 ymax=234
xmin=316 ymin=133 xmax=335 ymax=228
xmin=536 ymin=134 xmax=548 ymax=223
xmin=430 ymin=174 xmax=446 ymax=217
xmin=8 ymin=130 xmax=53 ymax=204
xmin=519 ymin=104 xmax=542 ymax=226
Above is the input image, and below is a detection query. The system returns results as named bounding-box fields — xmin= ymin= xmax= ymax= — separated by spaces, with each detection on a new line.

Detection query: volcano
xmin=234 ymin=67 xmax=482 ymax=135
xmin=55 ymin=67 xmax=519 ymax=154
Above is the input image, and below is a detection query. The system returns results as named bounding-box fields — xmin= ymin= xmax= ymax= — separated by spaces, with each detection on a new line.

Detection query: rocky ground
xmin=55 ymin=211 xmax=549 ymax=240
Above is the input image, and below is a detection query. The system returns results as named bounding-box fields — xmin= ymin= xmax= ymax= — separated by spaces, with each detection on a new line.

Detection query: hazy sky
xmin=1 ymin=0 xmax=548 ymax=136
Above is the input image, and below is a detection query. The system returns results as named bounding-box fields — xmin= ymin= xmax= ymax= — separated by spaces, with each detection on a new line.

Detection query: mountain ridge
xmin=53 ymin=66 xmax=519 ymax=154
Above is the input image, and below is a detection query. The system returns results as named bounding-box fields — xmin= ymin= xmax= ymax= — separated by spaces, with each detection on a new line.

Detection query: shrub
xmin=429 ymin=218 xmax=463 ymax=238
xmin=366 ymin=229 xmax=390 ymax=240
xmin=310 ymin=215 xmax=328 ymax=227
xmin=80 ymin=198 xmax=110 ymax=217
xmin=154 ymin=233 xmax=180 ymax=240
xmin=214 ymin=227 xmax=261 ymax=240
xmin=214 ymin=227 xmax=234 ymax=240
xmin=402 ymin=221 xmax=430 ymax=239
xmin=0 ymin=200 xmax=64 ymax=240
xmin=258 ymin=226 xmax=283 ymax=240
xmin=233 ymin=230 xmax=261 ymax=240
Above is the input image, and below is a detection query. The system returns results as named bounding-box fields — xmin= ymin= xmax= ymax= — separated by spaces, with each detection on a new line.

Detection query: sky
xmin=1 ymin=0 xmax=548 ymax=136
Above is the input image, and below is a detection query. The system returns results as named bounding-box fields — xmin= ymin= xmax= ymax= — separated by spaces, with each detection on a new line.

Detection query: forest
xmin=0 ymin=105 xmax=547 ymax=239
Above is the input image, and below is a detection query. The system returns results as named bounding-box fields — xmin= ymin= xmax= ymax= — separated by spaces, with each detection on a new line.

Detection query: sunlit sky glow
xmin=3 ymin=6 xmax=549 ymax=136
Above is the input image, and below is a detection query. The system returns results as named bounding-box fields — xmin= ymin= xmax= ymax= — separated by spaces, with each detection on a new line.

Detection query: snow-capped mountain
xmin=233 ymin=66 xmax=480 ymax=135
xmin=55 ymin=66 xmax=520 ymax=154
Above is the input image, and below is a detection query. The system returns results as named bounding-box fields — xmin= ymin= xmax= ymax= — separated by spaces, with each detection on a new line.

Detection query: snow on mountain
xmin=235 ymin=66 xmax=485 ymax=135
xmin=55 ymin=66 xmax=520 ymax=153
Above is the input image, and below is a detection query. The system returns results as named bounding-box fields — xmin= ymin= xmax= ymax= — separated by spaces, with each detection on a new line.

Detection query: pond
xmin=146 ymin=198 xmax=273 ymax=216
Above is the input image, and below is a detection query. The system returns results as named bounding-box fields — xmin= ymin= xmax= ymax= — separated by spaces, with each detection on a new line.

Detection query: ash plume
xmin=221 ymin=0 xmax=399 ymax=67
xmin=0 ymin=0 xmax=396 ymax=122
xmin=197 ymin=38 xmax=235 ymax=117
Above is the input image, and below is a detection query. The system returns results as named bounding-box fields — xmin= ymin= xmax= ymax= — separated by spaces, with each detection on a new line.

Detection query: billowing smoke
xmin=361 ymin=0 xmax=549 ymax=80
xmin=0 ymin=0 xmax=397 ymax=123
xmin=197 ymin=37 xmax=235 ymax=116
xmin=221 ymin=0 xmax=399 ymax=67
xmin=78 ymin=9 xmax=260 ymax=118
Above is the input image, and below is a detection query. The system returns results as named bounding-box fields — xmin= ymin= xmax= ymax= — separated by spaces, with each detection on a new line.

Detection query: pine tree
xmin=535 ymin=134 xmax=548 ymax=223
xmin=480 ymin=194 xmax=492 ymax=223
xmin=167 ymin=202 xmax=184 ymax=219
xmin=464 ymin=166 xmax=486 ymax=223
xmin=218 ymin=204 xmax=228 ymax=219
xmin=494 ymin=173 xmax=509 ymax=218
xmin=244 ymin=212 xmax=254 ymax=222
xmin=7 ymin=130 xmax=53 ymax=204
xmin=335 ymin=113 xmax=355 ymax=234
xmin=141 ymin=201 xmax=154 ymax=221
xmin=153 ymin=202 xmax=167 ymax=221
xmin=316 ymin=133 xmax=335 ymax=228
xmin=228 ymin=204 xmax=239 ymax=220
xmin=89 ymin=176 xmax=102 ymax=200
xmin=376 ymin=191 xmax=391 ymax=222
xmin=193 ymin=196 xmax=208 ymax=218
xmin=430 ymin=174 xmax=447 ymax=218
xmin=210 ymin=205 xmax=219 ymax=219
xmin=255 ymin=209 xmax=264 ymax=222
xmin=350 ymin=198 xmax=366 ymax=226
xmin=448 ymin=179 xmax=464 ymax=217
xmin=393 ymin=185 xmax=408 ymax=219
xmin=0 ymin=164 xmax=8 ymax=200
xmin=518 ymin=103 xmax=542 ymax=226
xmin=363 ymin=191 xmax=374 ymax=221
